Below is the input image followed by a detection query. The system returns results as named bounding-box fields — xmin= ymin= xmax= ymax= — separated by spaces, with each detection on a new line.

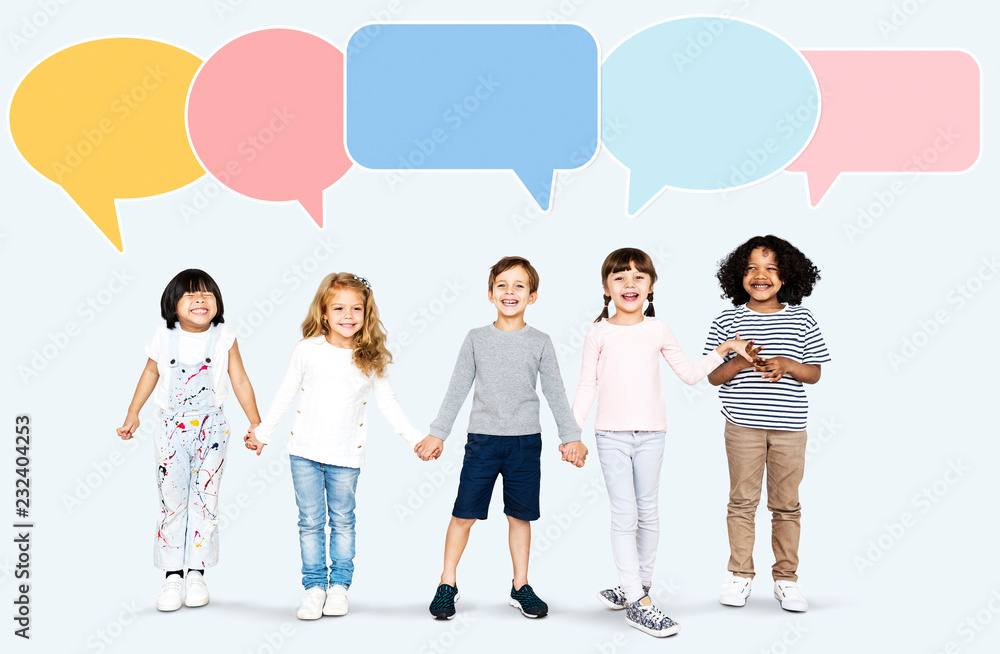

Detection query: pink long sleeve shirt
xmin=572 ymin=317 xmax=724 ymax=432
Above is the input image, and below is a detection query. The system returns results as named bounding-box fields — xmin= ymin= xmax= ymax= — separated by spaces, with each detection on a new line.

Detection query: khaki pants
xmin=723 ymin=420 xmax=806 ymax=581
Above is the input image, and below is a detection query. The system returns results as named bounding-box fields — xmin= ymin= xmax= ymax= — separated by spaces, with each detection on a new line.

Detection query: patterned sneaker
xmin=625 ymin=597 xmax=681 ymax=638
xmin=510 ymin=583 xmax=548 ymax=618
xmin=429 ymin=583 xmax=460 ymax=619
xmin=720 ymin=574 xmax=752 ymax=607
xmin=597 ymin=584 xmax=651 ymax=610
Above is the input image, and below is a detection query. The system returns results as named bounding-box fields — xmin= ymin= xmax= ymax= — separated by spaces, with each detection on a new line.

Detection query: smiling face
xmin=175 ymin=287 xmax=218 ymax=332
xmin=604 ymin=262 xmax=652 ymax=320
xmin=323 ymin=288 xmax=365 ymax=346
xmin=742 ymin=247 xmax=784 ymax=310
xmin=488 ymin=265 xmax=536 ymax=321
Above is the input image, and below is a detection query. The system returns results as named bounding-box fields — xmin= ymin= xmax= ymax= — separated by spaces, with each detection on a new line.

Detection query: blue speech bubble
xmin=346 ymin=24 xmax=598 ymax=211
xmin=602 ymin=17 xmax=820 ymax=215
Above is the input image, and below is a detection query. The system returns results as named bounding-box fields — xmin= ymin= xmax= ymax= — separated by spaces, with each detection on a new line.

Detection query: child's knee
xmin=451 ymin=516 xmax=477 ymax=530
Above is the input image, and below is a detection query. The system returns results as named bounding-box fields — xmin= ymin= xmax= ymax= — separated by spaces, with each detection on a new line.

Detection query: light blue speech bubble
xmin=345 ymin=24 xmax=598 ymax=211
xmin=602 ymin=17 xmax=820 ymax=215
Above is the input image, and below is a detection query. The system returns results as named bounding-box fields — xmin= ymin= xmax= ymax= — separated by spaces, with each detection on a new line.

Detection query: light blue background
xmin=1 ymin=1 xmax=996 ymax=653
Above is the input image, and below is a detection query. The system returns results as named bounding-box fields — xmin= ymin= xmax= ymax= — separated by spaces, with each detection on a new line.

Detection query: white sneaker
xmin=720 ymin=574 xmax=752 ymax=607
xmin=184 ymin=570 xmax=210 ymax=607
xmin=157 ymin=576 xmax=184 ymax=612
xmin=323 ymin=585 xmax=349 ymax=616
xmin=297 ymin=588 xmax=327 ymax=620
xmin=774 ymin=580 xmax=808 ymax=612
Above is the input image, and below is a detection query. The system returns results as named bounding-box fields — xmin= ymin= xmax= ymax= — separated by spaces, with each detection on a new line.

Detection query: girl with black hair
xmin=116 ymin=269 xmax=261 ymax=612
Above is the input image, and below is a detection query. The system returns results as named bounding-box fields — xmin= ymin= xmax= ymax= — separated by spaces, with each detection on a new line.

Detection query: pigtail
xmin=594 ymin=294 xmax=611 ymax=323
xmin=644 ymin=291 xmax=655 ymax=317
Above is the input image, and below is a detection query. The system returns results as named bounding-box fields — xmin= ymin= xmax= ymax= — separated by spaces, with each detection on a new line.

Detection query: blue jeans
xmin=289 ymin=455 xmax=361 ymax=590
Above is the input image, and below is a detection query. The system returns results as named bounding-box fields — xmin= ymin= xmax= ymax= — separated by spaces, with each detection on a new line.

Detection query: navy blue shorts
xmin=452 ymin=433 xmax=542 ymax=522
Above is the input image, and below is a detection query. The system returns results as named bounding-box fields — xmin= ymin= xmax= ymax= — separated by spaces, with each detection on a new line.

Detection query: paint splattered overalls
xmin=153 ymin=326 xmax=230 ymax=570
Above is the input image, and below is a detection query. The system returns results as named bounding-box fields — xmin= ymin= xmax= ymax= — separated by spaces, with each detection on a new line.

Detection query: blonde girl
xmin=246 ymin=273 xmax=425 ymax=620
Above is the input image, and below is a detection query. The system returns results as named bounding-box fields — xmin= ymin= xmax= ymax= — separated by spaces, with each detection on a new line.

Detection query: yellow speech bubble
xmin=10 ymin=38 xmax=205 ymax=252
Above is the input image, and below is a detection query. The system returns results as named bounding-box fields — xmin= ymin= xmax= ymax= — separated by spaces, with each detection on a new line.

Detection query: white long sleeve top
xmin=254 ymin=336 xmax=424 ymax=467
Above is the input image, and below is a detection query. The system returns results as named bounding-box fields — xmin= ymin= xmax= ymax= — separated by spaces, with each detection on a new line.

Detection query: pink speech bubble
xmin=785 ymin=50 xmax=980 ymax=206
xmin=186 ymin=28 xmax=350 ymax=226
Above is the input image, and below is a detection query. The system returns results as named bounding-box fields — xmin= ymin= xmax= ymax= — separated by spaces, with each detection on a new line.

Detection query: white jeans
xmin=595 ymin=430 xmax=666 ymax=604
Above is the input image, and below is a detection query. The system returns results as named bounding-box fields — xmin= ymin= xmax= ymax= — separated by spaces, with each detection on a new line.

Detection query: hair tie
xmin=353 ymin=274 xmax=372 ymax=290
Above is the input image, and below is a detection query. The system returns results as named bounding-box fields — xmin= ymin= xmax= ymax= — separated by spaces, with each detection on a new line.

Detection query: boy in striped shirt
xmin=703 ymin=236 xmax=830 ymax=613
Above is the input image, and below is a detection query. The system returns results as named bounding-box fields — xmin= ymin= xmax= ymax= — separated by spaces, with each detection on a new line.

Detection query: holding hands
xmin=243 ymin=424 xmax=264 ymax=455
xmin=415 ymin=435 xmax=443 ymax=461
xmin=558 ymin=441 xmax=588 ymax=468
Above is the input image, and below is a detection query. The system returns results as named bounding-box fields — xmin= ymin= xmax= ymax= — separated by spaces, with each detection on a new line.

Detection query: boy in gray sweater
xmin=415 ymin=256 xmax=587 ymax=620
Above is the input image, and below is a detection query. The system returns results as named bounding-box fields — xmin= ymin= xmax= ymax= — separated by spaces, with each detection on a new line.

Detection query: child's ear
xmin=528 ymin=291 xmax=538 ymax=305
xmin=487 ymin=289 xmax=495 ymax=303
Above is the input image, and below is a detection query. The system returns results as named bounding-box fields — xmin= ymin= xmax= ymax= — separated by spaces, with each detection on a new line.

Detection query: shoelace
xmin=776 ymin=582 xmax=803 ymax=599
xmin=636 ymin=602 xmax=676 ymax=628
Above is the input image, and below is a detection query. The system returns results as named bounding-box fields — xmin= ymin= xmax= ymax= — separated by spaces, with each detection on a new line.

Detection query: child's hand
xmin=117 ymin=413 xmax=140 ymax=440
xmin=755 ymin=356 xmax=794 ymax=382
xmin=243 ymin=428 xmax=265 ymax=456
xmin=744 ymin=338 xmax=765 ymax=364
xmin=728 ymin=333 xmax=760 ymax=363
xmin=415 ymin=435 xmax=443 ymax=461
xmin=558 ymin=441 xmax=588 ymax=468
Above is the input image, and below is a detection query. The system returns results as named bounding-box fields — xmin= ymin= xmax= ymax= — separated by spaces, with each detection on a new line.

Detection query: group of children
xmin=116 ymin=235 xmax=829 ymax=638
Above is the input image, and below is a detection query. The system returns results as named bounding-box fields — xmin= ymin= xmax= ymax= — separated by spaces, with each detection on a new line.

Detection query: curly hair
xmin=716 ymin=235 xmax=820 ymax=306
xmin=301 ymin=273 xmax=393 ymax=377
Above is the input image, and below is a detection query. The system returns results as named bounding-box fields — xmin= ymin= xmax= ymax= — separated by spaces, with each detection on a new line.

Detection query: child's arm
xmin=538 ymin=336 xmax=586 ymax=468
xmin=755 ymin=358 xmax=821 ymax=384
xmin=708 ymin=337 xmax=762 ymax=386
xmin=117 ymin=358 xmax=159 ymax=440
xmin=244 ymin=343 xmax=305 ymax=455
xmin=371 ymin=373 xmax=429 ymax=457
xmin=662 ymin=322 xmax=754 ymax=385
xmin=228 ymin=339 xmax=262 ymax=427
xmin=418 ymin=333 xmax=477 ymax=459
xmin=570 ymin=324 xmax=599 ymax=430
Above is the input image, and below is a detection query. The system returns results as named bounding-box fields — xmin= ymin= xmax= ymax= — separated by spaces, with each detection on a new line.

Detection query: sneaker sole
xmin=297 ymin=609 xmax=323 ymax=620
xmin=322 ymin=605 xmax=348 ymax=616
xmin=509 ymin=597 xmax=547 ymax=618
xmin=720 ymin=590 xmax=750 ymax=607
xmin=596 ymin=591 xmax=626 ymax=610
xmin=625 ymin=616 xmax=681 ymax=638
xmin=156 ymin=601 xmax=182 ymax=612
xmin=184 ymin=597 xmax=209 ymax=608
xmin=430 ymin=592 xmax=460 ymax=620
xmin=774 ymin=591 xmax=808 ymax=612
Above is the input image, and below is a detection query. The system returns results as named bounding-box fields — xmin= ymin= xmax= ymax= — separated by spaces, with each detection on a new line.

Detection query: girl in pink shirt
xmin=568 ymin=248 xmax=752 ymax=638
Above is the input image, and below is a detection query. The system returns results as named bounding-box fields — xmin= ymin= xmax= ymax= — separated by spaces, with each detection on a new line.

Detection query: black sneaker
xmin=509 ymin=583 xmax=548 ymax=618
xmin=429 ymin=583 xmax=460 ymax=619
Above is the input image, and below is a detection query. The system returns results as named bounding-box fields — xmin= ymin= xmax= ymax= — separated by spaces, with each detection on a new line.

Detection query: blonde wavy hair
xmin=301 ymin=273 xmax=392 ymax=377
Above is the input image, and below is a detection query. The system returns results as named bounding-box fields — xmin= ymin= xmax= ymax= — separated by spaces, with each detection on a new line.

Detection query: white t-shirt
xmin=145 ymin=323 xmax=238 ymax=411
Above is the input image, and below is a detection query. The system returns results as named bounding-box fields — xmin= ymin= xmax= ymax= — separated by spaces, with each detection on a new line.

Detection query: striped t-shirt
xmin=703 ymin=304 xmax=830 ymax=431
